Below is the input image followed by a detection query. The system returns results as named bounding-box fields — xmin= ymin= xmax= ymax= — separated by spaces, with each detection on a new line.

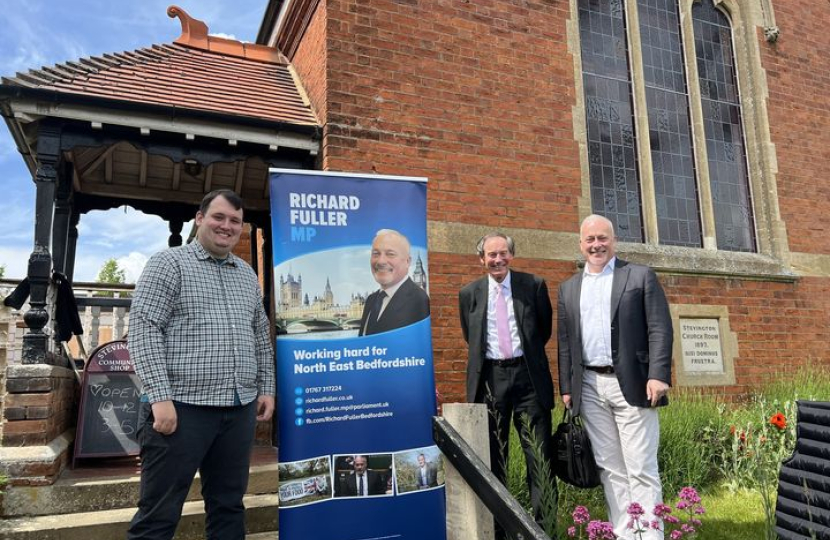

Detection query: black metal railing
xmin=433 ymin=416 xmax=551 ymax=540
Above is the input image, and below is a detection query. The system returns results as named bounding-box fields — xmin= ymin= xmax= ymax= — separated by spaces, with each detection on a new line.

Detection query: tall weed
xmin=658 ymin=390 xmax=722 ymax=495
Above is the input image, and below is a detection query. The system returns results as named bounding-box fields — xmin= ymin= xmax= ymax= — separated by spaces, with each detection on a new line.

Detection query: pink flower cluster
xmin=567 ymin=487 xmax=705 ymax=540
xmin=626 ymin=487 xmax=705 ymax=540
xmin=567 ymin=506 xmax=615 ymax=540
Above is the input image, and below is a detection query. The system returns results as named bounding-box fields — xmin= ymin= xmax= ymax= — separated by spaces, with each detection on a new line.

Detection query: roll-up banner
xmin=269 ymin=169 xmax=446 ymax=540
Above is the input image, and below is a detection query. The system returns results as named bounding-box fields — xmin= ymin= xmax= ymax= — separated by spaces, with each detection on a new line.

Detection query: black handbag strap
xmin=562 ymin=408 xmax=586 ymax=428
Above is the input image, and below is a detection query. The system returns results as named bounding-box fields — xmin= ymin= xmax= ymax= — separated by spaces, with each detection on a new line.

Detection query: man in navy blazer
xmin=459 ymin=232 xmax=554 ymax=533
xmin=359 ymin=229 xmax=429 ymax=336
xmin=557 ymin=215 xmax=672 ymax=540
xmin=415 ymin=453 xmax=439 ymax=489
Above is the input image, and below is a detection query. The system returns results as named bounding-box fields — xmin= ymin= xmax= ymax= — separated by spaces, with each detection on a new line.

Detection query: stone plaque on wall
xmin=679 ymin=318 xmax=724 ymax=373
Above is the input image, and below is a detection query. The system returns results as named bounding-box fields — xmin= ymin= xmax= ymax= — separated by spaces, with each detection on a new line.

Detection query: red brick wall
xmin=287 ymin=0 xmax=830 ymax=403
xmin=2 ymin=369 xmax=76 ymax=448
xmin=319 ymin=0 xmax=582 ymax=229
xmin=292 ymin=0 xmax=328 ymax=124
xmin=761 ymin=1 xmax=830 ymax=253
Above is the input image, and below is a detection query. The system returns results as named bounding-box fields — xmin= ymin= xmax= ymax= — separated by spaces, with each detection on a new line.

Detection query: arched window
xmin=575 ymin=0 xmax=767 ymax=259
xmin=693 ymin=0 xmax=755 ymax=252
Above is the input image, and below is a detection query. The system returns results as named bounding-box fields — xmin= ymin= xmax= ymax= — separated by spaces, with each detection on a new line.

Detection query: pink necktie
xmin=496 ymin=284 xmax=513 ymax=358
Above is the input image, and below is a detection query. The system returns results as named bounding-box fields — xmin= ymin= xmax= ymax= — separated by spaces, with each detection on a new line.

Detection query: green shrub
xmin=497 ymin=364 xmax=830 ymax=537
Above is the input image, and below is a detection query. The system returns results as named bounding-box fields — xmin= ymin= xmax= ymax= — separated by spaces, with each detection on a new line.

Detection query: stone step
xmin=2 ymin=461 xmax=278 ymax=518
xmin=0 ymin=493 xmax=278 ymax=540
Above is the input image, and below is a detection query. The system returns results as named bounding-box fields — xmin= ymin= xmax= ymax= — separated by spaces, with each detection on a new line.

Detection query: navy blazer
xmin=557 ymin=258 xmax=673 ymax=416
xmin=358 ymin=277 xmax=430 ymax=336
xmin=459 ymin=270 xmax=555 ymax=410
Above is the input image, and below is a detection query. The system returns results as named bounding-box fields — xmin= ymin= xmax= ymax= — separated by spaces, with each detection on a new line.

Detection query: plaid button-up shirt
xmin=129 ymin=241 xmax=275 ymax=406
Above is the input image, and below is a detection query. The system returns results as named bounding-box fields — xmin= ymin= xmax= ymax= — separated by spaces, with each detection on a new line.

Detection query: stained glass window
xmin=637 ymin=0 xmax=702 ymax=247
xmin=578 ymin=0 xmax=643 ymax=242
xmin=693 ymin=0 xmax=755 ymax=251
xmin=577 ymin=0 xmax=757 ymax=252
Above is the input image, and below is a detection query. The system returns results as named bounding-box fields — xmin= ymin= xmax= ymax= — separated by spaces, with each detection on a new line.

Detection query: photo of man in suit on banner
xmin=359 ymin=229 xmax=430 ymax=336
xmin=334 ymin=454 xmax=392 ymax=497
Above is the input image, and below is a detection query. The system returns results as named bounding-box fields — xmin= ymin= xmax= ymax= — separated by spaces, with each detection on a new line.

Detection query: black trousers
xmin=479 ymin=360 xmax=553 ymax=531
xmin=127 ymin=400 xmax=257 ymax=540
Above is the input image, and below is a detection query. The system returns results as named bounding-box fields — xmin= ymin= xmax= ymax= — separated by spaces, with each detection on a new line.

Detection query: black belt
xmin=584 ymin=364 xmax=615 ymax=374
xmin=488 ymin=356 xmax=524 ymax=367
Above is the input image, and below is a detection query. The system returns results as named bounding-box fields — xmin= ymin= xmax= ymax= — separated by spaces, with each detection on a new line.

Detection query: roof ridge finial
xmin=167 ymin=5 xmax=209 ymax=48
xmin=166 ymin=4 xmax=285 ymax=64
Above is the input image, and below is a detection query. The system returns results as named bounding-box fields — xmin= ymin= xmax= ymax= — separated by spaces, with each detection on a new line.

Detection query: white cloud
xmin=0 ymin=246 xmax=32 ymax=280
xmin=209 ymin=32 xmax=239 ymax=41
xmin=116 ymin=252 xmax=149 ymax=284
xmin=0 ymin=0 xmax=269 ymax=284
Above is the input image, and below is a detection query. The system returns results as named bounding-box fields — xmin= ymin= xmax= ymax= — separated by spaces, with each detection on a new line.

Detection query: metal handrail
xmin=432 ymin=416 xmax=551 ymax=540
xmin=74 ymin=297 xmax=132 ymax=309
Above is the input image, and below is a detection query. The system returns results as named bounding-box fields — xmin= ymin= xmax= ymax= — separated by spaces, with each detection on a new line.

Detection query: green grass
xmin=498 ymin=364 xmax=830 ymax=539
xmin=693 ymin=487 xmax=766 ymax=540
xmin=551 ymin=484 xmax=767 ymax=539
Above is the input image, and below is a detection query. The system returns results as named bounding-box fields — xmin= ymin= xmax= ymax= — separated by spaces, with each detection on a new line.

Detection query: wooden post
xmin=65 ymin=212 xmax=80 ymax=283
xmin=22 ymin=124 xmax=61 ymax=365
xmin=442 ymin=403 xmax=496 ymax=540
xmin=168 ymin=219 xmax=184 ymax=247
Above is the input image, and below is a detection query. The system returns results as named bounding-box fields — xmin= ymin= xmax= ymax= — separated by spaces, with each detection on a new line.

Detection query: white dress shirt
xmin=579 ymin=257 xmax=615 ymax=366
xmin=485 ymin=272 xmax=523 ymax=359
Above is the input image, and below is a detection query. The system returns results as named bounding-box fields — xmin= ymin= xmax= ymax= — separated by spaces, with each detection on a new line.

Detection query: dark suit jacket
xmin=341 ymin=469 xmax=386 ymax=496
xmin=359 ymin=277 xmax=430 ymax=336
xmin=416 ymin=464 xmax=438 ymax=488
xmin=459 ymin=270 xmax=555 ymax=410
xmin=557 ymin=258 xmax=673 ymax=416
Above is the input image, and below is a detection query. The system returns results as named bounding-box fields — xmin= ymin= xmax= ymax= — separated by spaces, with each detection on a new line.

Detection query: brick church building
xmin=0 ymin=0 xmax=827 ymax=494
xmin=257 ymin=0 xmax=828 ymax=402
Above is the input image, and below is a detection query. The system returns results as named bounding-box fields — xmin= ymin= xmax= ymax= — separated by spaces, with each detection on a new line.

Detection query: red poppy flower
xmin=770 ymin=412 xmax=787 ymax=430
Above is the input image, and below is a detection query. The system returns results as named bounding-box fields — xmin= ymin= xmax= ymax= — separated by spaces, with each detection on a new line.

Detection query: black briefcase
xmin=552 ymin=410 xmax=602 ymax=488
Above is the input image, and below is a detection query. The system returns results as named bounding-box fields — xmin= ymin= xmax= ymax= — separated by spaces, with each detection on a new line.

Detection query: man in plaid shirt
xmin=127 ymin=189 xmax=275 ymax=540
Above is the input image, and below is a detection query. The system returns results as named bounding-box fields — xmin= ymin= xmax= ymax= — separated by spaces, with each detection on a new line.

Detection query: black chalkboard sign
xmin=74 ymin=340 xmax=142 ymax=461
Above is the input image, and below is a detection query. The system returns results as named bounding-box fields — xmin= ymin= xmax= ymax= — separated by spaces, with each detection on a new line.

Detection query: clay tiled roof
xmin=1 ymin=6 xmax=318 ymax=129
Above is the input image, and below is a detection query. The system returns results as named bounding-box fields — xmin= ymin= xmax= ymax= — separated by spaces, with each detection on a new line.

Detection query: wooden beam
xmin=79 ymin=145 xmax=117 ymax=178
xmin=172 ymin=162 xmax=182 ymax=191
xmin=76 ymin=183 xmax=271 ymax=212
xmin=72 ymin=164 xmax=82 ymax=192
xmin=105 ymin=151 xmax=113 ymax=184
xmin=234 ymin=160 xmax=246 ymax=194
xmin=203 ymin=163 xmax=214 ymax=193
xmin=139 ymin=150 xmax=148 ymax=187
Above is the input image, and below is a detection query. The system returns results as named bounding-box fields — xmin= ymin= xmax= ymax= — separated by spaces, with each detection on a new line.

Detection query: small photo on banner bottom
xmin=393 ymin=446 xmax=445 ymax=495
xmin=332 ymin=453 xmax=395 ymax=498
xmin=278 ymin=455 xmax=333 ymax=508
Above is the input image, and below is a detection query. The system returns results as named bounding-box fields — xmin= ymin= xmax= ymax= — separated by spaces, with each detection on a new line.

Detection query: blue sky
xmin=0 ymin=0 xmax=268 ymax=282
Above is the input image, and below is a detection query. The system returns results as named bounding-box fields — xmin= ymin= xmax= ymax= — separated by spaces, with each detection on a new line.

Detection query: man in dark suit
xmin=359 ymin=229 xmax=430 ymax=336
xmin=415 ymin=453 xmax=438 ymax=489
xmin=557 ymin=215 xmax=672 ymax=540
xmin=339 ymin=455 xmax=386 ymax=497
xmin=459 ymin=232 xmax=554 ymax=532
